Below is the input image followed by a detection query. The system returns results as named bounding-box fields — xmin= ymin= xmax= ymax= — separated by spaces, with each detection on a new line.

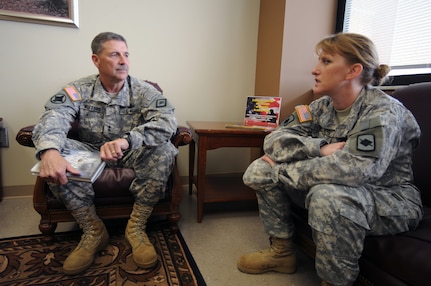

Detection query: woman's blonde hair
xmin=315 ymin=33 xmax=390 ymax=86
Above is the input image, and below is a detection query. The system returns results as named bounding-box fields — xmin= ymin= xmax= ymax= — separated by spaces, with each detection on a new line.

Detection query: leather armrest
xmin=171 ymin=126 xmax=193 ymax=147
xmin=16 ymin=125 xmax=35 ymax=148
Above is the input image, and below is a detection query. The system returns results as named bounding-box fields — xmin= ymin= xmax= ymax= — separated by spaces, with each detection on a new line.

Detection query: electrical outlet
xmin=0 ymin=127 xmax=9 ymax=147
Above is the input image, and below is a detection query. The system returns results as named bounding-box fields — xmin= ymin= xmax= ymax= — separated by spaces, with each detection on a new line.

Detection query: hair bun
xmin=373 ymin=64 xmax=391 ymax=85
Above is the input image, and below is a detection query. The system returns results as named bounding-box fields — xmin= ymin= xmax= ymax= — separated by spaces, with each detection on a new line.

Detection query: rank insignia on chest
xmin=295 ymin=105 xmax=312 ymax=123
xmin=64 ymin=86 xmax=82 ymax=101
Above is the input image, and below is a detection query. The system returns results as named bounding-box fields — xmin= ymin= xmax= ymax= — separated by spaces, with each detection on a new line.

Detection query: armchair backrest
xmin=392 ymin=82 xmax=431 ymax=206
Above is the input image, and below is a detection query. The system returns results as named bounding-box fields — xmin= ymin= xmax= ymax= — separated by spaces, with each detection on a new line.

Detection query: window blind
xmin=343 ymin=0 xmax=431 ymax=76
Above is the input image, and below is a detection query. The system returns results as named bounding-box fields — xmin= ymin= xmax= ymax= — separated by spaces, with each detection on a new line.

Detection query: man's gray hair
xmin=91 ymin=32 xmax=127 ymax=54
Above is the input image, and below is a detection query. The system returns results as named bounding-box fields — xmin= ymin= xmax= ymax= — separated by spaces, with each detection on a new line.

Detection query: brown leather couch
xmin=291 ymin=82 xmax=431 ymax=286
xmin=16 ymin=82 xmax=193 ymax=241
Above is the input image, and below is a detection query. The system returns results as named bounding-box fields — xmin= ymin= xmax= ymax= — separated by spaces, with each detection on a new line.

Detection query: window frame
xmin=335 ymin=0 xmax=431 ymax=86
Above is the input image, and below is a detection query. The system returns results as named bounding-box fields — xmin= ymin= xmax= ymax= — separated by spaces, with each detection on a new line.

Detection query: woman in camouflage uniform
xmin=237 ymin=33 xmax=423 ymax=286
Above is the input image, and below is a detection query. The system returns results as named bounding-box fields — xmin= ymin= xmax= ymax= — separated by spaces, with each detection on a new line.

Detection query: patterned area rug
xmin=0 ymin=221 xmax=206 ymax=286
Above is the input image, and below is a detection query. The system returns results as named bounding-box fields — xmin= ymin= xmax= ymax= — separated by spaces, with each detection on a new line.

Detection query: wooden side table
xmin=187 ymin=121 xmax=270 ymax=222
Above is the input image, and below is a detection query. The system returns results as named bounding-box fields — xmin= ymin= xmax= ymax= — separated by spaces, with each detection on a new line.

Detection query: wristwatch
xmin=122 ymin=133 xmax=132 ymax=149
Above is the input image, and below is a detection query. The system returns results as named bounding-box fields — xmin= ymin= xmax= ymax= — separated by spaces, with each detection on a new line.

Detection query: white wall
xmin=0 ymin=0 xmax=337 ymax=190
xmin=0 ymin=0 xmax=260 ymax=187
xmin=280 ymin=0 xmax=337 ymax=112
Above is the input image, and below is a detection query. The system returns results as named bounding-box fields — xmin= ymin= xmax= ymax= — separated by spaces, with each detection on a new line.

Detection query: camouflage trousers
xmin=48 ymin=139 xmax=178 ymax=211
xmin=243 ymin=157 xmax=423 ymax=285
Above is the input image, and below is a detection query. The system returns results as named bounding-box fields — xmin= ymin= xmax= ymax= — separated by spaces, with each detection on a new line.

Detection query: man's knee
xmin=130 ymin=143 xmax=177 ymax=179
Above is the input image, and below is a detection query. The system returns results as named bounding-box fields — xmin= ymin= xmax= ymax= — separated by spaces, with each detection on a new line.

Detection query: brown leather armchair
xmin=16 ymin=82 xmax=192 ymax=241
xmin=16 ymin=124 xmax=192 ymax=241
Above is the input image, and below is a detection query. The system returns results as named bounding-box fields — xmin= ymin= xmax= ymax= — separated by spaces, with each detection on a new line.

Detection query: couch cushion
xmin=361 ymin=206 xmax=431 ymax=286
xmin=392 ymin=82 xmax=431 ymax=206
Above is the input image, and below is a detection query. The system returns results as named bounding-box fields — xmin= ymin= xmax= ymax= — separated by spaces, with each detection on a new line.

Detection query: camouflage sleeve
xmin=32 ymin=88 xmax=79 ymax=159
xmin=128 ymin=85 xmax=177 ymax=147
xmin=274 ymin=108 xmax=414 ymax=191
xmin=263 ymin=102 xmax=327 ymax=163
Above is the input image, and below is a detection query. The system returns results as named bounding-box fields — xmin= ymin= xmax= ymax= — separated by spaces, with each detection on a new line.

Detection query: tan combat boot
xmin=63 ymin=205 xmax=109 ymax=275
xmin=237 ymin=237 xmax=296 ymax=274
xmin=125 ymin=203 xmax=158 ymax=268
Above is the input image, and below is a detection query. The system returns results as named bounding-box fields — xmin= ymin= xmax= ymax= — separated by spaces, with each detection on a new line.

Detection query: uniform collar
xmin=319 ymin=88 xmax=367 ymax=135
xmin=91 ymin=76 xmax=131 ymax=107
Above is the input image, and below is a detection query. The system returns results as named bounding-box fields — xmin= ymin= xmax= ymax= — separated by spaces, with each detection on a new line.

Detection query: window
xmin=336 ymin=0 xmax=431 ymax=85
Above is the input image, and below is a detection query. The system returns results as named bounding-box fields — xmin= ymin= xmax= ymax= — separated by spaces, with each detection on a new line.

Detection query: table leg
xmin=188 ymin=139 xmax=195 ymax=194
xmin=196 ymin=136 xmax=207 ymax=223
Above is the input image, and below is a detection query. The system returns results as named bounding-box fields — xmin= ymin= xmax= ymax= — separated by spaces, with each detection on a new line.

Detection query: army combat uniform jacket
xmin=33 ymin=75 xmax=177 ymax=155
xmin=32 ymin=75 xmax=178 ymax=210
xmin=265 ymin=87 xmax=423 ymax=220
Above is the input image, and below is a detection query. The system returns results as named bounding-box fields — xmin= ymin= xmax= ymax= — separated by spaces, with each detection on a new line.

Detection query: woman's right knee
xmin=243 ymin=158 xmax=276 ymax=190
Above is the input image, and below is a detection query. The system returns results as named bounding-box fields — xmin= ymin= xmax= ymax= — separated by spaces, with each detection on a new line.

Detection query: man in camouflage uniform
xmin=32 ymin=32 xmax=178 ymax=274
xmin=237 ymin=33 xmax=423 ymax=286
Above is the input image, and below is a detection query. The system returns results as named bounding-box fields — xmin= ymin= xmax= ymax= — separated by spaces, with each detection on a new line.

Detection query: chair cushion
xmin=45 ymin=167 xmax=173 ymax=210
xmin=93 ymin=168 xmax=135 ymax=198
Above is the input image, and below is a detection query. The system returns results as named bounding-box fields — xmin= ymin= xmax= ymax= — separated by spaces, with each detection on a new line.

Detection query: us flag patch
xmin=295 ymin=105 xmax=312 ymax=123
xmin=64 ymin=86 xmax=82 ymax=101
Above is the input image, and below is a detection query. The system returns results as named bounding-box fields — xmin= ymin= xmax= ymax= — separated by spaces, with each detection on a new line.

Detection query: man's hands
xmin=39 ymin=149 xmax=80 ymax=185
xmin=100 ymin=138 xmax=129 ymax=161
xmin=39 ymin=137 xmax=129 ymax=185
xmin=320 ymin=142 xmax=345 ymax=156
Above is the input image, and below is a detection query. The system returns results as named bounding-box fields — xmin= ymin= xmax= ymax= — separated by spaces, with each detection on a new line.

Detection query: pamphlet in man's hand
xmin=31 ymin=150 xmax=106 ymax=183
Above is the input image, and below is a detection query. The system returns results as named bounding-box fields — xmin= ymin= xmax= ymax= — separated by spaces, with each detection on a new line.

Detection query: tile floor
xmin=0 ymin=188 xmax=321 ymax=286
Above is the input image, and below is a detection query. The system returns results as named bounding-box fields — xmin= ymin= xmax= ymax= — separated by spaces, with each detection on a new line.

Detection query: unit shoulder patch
xmin=50 ymin=94 xmax=66 ymax=104
xmin=281 ymin=114 xmax=295 ymax=126
xmin=357 ymin=134 xmax=375 ymax=152
xmin=156 ymin=98 xmax=167 ymax=108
